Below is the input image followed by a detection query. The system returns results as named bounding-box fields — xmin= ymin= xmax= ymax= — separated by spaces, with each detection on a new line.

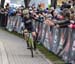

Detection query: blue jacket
xmin=8 ymin=7 xmax=16 ymax=16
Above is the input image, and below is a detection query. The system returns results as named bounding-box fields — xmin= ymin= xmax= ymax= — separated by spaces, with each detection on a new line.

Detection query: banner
xmin=43 ymin=25 xmax=51 ymax=50
xmin=68 ymin=29 xmax=75 ymax=63
xmin=57 ymin=28 xmax=68 ymax=55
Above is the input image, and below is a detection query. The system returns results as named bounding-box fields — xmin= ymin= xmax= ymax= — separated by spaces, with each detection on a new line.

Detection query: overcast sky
xmin=4 ymin=0 xmax=24 ymax=7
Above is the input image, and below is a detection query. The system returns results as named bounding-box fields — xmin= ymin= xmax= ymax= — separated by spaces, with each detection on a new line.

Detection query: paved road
xmin=0 ymin=29 xmax=53 ymax=64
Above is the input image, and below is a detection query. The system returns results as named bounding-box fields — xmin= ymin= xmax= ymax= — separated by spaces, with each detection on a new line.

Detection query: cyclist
xmin=22 ymin=8 xmax=37 ymax=50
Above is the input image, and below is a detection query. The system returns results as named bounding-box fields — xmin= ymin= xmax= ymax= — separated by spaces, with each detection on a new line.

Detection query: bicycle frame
xmin=23 ymin=30 xmax=34 ymax=57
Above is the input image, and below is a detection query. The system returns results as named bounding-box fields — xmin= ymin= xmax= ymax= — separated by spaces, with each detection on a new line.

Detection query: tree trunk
xmin=24 ymin=0 xmax=30 ymax=8
xmin=1 ymin=0 xmax=5 ymax=8
xmin=51 ymin=0 xmax=57 ymax=9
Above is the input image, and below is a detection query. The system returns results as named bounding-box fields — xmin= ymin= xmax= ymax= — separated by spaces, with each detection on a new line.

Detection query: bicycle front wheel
xmin=29 ymin=34 xmax=34 ymax=58
xmin=30 ymin=44 xmax=34 ymax=57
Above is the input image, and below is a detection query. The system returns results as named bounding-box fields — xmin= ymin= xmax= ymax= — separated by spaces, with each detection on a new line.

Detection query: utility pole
xmin=1 ymin=0 xmax=5 ymax=8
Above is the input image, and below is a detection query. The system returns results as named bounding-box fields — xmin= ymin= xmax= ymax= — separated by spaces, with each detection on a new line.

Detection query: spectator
xmin=60 ymin=1 xmax=71 ymax=10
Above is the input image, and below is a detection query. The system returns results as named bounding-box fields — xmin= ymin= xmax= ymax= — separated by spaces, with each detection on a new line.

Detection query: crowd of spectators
xmin=0 ymin=0 xmax=75 ymax=33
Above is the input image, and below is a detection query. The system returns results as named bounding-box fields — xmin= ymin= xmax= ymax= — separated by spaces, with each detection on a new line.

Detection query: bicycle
xmin=23 ymin=29 xmax=36 ymax=57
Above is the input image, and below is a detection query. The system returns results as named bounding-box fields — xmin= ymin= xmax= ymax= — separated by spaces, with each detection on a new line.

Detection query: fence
xmin=34 ymin=20 xmax=75 ymax=64
xmin=0 ymin=14 xmax=75 ymax=63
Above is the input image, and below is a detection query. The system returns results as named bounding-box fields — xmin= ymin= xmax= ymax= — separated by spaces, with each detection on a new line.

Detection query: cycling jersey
xmin=22 ymin=16 xmax=35 ymax=32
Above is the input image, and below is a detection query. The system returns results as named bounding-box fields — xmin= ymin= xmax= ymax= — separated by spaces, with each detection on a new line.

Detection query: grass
xmin=37 ymin=44 xmax=65 ymax=64
xmin=1 ymin=28 xmax=65 ymax=64
xmin=1 ymin=28 xmax=24 ymax=38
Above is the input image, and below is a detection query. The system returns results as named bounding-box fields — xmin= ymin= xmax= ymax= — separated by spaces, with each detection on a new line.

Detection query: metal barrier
xmin=34 ymin=20 xmax=75 ymax=63
xmin=0 ymin=12 xmax=8 ymax=27
xmin=6 ymin=15 xmax=24 ymax=33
